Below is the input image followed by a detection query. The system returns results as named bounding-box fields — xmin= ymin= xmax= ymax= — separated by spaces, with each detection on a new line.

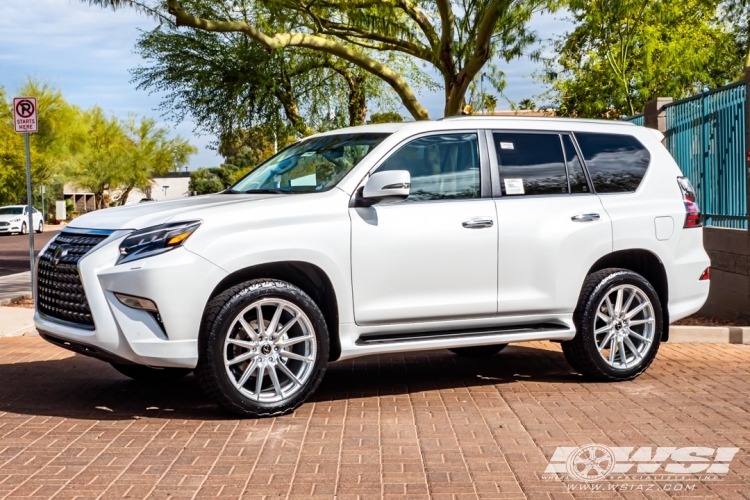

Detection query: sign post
xmin=13 ymin=97 xmax=38 ymax=301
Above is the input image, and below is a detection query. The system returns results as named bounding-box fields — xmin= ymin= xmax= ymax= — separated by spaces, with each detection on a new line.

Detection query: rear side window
xmin=574 ymin=132 xmax=650 ymax=193
xmin=493 ymin=132 xmax=568 ymax=196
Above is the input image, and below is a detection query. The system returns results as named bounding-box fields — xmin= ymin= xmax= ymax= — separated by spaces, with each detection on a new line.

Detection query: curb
xmin=0 ymin=293 xmax=32 ymax=307
xmin=669 ymin=325 xmax=750 ymax=344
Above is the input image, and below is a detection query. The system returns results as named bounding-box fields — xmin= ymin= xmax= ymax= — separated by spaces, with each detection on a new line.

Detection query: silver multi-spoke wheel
xmin=223 ymin=298 xmax=317 ymax=403
xmin=593 ymin=284 xmax=655 ymax=370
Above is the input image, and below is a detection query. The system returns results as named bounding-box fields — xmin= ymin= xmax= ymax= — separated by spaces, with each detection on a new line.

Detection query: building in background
xmin=126 ymin=171 xmax=191 ymax=204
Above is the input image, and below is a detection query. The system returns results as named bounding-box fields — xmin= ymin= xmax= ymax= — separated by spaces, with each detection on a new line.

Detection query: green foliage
xmin=132 ymin=17 xmax=394 ymax=141
xmin=367 ymin=112 xmax=404 ymax=124
xmin=189 ymin=166 xmax=233 ymax=195
xmin=0 ymin=80 xmax=196 ymax=208
xmin=544 ymin=0 xmax=743 ymax=118
xmin=85 ymin=0 xmax=559 ymax=118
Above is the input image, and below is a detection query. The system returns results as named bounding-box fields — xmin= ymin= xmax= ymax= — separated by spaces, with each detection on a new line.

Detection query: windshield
xmin=0 ymin=207 xmax=23 ymax=215
xmin=230 ymin=133 xmax=388 ymax=194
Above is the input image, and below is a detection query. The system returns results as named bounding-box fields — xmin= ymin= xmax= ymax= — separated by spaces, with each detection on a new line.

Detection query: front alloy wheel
xmin=195 ymin=280 xmax=329 ymax=417
xmin=562 ymin=268 xmax=662 ymax=381
xmin=223 ymin=298 xmax=317 ymax=403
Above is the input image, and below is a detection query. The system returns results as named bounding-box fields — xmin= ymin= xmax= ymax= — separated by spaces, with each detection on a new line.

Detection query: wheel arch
xmin=205 ymin=261 xmax=342 ymax=361
xmin=586 ymin=249 xmax=670 ymax=341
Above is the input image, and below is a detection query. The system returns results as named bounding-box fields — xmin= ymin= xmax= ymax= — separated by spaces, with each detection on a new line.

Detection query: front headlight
xmin=118 ymin=220 xmax=201 ymax=265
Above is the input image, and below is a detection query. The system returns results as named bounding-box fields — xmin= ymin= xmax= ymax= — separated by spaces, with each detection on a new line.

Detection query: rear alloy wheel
xmin=195 ymin=280 xmax=329 ymax=418
xmin=562 ymin=268 xmax=662 ymax=381
xmin=111 ymin=363 xmax=191 ymax=382
xmin=450 ymin=344 xmax=507 ymax=358
xmin=36 ymin=221 xmax=43 ymax=233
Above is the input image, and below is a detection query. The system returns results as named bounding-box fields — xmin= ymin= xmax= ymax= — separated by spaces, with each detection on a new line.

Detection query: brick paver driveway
xmin=0 ymin=337 xmax=748 ymax=499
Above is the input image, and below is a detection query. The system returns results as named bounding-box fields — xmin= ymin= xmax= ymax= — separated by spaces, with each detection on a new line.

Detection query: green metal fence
xmin=624 ymin=83 xmax=747 ymax=229
xmin=622 ymin=113 xmax=645 ymax=126
xmin=664 ymin=82 xmax=747 ymax=229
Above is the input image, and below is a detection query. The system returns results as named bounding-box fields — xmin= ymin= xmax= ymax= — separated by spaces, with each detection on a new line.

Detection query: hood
xmin=67 ymin=194 xmax=275 ymax=231
xmin=0 ymin=213 xmax=24 ymax=222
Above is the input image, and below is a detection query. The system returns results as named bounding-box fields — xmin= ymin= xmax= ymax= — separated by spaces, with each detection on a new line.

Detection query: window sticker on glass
xmin=500 ymin=142 xmax=514 ymax=150
xmin=504 ymin=178 xmax=524 ymax=195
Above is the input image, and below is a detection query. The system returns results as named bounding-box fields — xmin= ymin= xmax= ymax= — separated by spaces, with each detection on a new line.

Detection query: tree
xmin=368 ymin=111 xmax=404 ymax=123
xmin=70 ymin=107 xmax=129 ymax=209
xmin=544 ymin=0 xmax=743 ymax=118
xmin=189 ymin=165 xmax=233 ymax=194
xmin=518 ymin=98 xmax=535 ymax=110
xmin=132 ymin=19 xmax=393 ymax=138
xmin=85 ymin=0 xmax=556 ymax=119
xmin=114 ymin=115 xmax=197 ymax=205
xmin=0 ymin=81 xmax=85 ymax=207
xmin=723 ymin=0 xmax=750 ymax=69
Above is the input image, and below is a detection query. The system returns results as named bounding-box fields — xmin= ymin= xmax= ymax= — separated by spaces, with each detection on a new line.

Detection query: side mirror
xmin=357 ymin=170 xmax=411 ymax=206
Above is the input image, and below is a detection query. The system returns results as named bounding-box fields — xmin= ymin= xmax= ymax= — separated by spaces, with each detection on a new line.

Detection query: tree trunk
xmin=345 ymin=73 xmax=367 ymax=126
xmin=117 ymin=185 xmax=134 ymax=206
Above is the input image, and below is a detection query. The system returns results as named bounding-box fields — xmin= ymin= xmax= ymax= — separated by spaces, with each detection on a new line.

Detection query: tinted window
xmin=378 ymin=133 xmax=480 ymax=201
xmin=0 ymin=207 xmax=23 ymax=215
xmin=575 ymin=132 xmax=650 ymax=193
xmin=562 ymin=135 xmax=589 ymax=193
xmin=494 ymin=133 xmax=568 ymax=196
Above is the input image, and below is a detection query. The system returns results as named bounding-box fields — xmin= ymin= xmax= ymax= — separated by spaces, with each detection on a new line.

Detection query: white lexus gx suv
xmin=35 ymin=117 xmax=710 ymax=417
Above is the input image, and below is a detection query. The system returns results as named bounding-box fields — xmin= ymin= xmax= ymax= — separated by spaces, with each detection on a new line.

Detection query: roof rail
xmin=437 ymin=116 xmax=633 ymax=126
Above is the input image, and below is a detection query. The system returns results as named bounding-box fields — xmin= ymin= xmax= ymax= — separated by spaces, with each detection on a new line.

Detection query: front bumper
xmin=0 ymin=224 xmax=22 ymax=233
xmin=34 ymin=232 xmax=228 ymax=368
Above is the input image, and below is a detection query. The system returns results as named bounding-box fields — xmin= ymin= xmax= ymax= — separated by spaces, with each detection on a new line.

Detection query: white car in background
xmin=0 ymin=205 xmax=43 ymax=235
xmin=33 ymin=117 xmax=710 ymax=418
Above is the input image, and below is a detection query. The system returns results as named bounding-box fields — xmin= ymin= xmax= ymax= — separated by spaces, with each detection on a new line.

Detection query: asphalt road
xmin=0 ymin=227 xmax=61 ymax=277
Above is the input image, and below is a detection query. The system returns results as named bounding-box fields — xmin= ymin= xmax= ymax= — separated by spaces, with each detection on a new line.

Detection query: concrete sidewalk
xmin=0 ymin=305 xmax=36 ymax=337
xmin=0 ymin=271 xmax=32 ymax=306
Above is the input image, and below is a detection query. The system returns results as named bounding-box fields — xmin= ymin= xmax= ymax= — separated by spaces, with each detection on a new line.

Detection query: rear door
xmin=489 ymin=131 xmax=613 ymax=315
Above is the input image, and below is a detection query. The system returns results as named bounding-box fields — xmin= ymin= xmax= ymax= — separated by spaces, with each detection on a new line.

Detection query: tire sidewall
xmin=202 ymin=281 xmax=329 ymax=415
xmin=576 ymin=270 xmax=663 ymax=378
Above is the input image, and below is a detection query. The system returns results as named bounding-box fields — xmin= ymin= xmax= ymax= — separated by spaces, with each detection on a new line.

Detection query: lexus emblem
xmin=52 ymin=244 xmax=70 ymax=267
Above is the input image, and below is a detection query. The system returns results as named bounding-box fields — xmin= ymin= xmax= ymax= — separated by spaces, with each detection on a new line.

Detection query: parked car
xmin=0 ymin=205 xmax=43 ymax=235
xmin=34 ymin=118 xmax=710 ymax=417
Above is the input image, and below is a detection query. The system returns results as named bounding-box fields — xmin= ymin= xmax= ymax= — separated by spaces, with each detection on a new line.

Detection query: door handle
xmin=462 ymin=217 xmax=494 ymax=229
xmin=571 ymin=213 xmax=600 ymax=222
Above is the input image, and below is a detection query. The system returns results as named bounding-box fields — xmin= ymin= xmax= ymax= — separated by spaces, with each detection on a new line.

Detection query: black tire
xmin=562 ymin=268 xmax=663 ymax=381
xmin=36 ymin=221 xmax=43 ymax=234
xmin=194 ymin=279 xmax=329 ymax=418
xmin=20 ymin=222 xmax=27 ymax=235
xmin=449 ymin=344 xmax=508 ymax=358
xmin=111 ymin=363 xmax=191 ymax=382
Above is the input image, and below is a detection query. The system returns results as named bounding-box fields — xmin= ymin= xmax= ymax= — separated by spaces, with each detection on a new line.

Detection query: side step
xmin=355 ymin=323 xmax=569 ymax=346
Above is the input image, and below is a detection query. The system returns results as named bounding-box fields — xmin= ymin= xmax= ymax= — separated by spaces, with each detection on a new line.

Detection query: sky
xmin=0 ymin=0 xmax=571 ymax=170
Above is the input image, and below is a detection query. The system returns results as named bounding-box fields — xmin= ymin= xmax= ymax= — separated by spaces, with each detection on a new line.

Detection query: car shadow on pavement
xmin=0 ymin=343 xmax=590 ymax=421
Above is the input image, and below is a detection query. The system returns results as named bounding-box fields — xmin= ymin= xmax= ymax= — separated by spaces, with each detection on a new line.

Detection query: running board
xmin=355 ymin=323 xmax=569 ymax=346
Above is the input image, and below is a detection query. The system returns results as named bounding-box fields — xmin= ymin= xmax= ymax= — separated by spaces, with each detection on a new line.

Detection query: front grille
xmin=0 ymin=222 xmax=8 ymax=227
xmin=37 ymin=231 xmax=111 ymax=329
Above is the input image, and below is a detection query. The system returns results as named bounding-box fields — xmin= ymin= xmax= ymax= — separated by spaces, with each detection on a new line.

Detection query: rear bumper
xmin=667 ymin=227 xmax=711 ymax=322
xmin=34 ymin=233 xmax=228 ymax=369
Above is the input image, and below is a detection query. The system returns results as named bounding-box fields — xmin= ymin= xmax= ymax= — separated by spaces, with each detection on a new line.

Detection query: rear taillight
xmin=699 ymin=267 xmax=710 ymax=280
xmin=678 ymin=176 xmax=702 ymax=228
xmin=684 ymin=200 xmax=702 ymax=227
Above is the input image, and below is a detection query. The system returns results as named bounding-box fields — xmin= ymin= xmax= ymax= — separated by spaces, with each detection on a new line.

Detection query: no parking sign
xmin=13 ymin=97 xmax=38 ymax=133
